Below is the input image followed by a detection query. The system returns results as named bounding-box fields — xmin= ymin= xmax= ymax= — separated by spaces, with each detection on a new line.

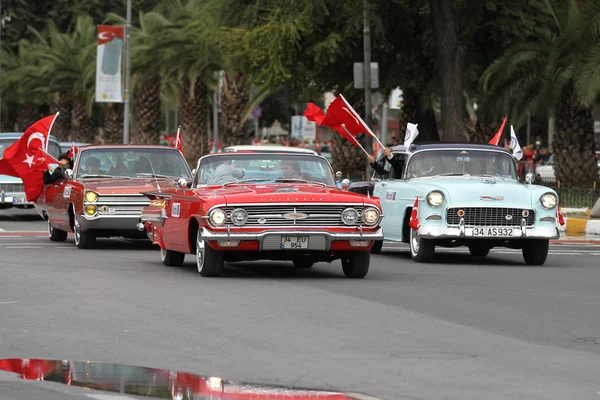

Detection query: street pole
xmin=212 ymin=90 xmax=218 ymax=153
xmin=122 ymin=0 xmax=132 ymax=144
xmin=381 ymin=102 xmax=388 ymax=147
xmin=363 ymin=0 xmax=372 ymax=177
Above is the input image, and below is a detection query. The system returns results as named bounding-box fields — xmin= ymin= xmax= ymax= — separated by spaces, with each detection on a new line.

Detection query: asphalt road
xmin=2 ymin=208 xmax=600 ymax=399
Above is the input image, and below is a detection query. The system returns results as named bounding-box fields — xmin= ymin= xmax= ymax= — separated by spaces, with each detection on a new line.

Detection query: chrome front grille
xmin=95 ymin=194 xmax=150 ymax=216
xmin=221 ymin=204 xmax=365 ymax=227
xmin=0 ymin=183 xmax=24 ymax=193
xmin=446 ymin=207 xmax=535 ymax=227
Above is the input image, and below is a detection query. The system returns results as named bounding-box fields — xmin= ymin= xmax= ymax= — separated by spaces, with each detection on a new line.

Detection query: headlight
xmin=342 ymin=207 xmax=360 ymax=225
xmin=231 ymin=208 xmax=248 ymax=226
xmin=209 ymin=208 xmax=226 ymax=226
xmin=540 ymin=193 xmax=557 ymax=209
xmin=84 ymin=204 xmax=97 ymax=216
xmin=362 ymin=207 xmax=380 ymax=226
xmin=426 ymin=190 xmax=444 ymax=207
xmin=85 ymin=191 xmax=98 ymax=203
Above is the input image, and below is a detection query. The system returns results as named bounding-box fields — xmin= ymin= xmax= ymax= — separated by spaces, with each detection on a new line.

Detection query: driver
xmin=207 ymin=161 xmax=244 ymax=185
xmin=281 ymin=160 xmax=303 ymax=179
xmin=85 ymin=157 xmax=101 ymax=175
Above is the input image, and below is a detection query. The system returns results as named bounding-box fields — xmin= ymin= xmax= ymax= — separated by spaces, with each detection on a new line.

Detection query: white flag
xmin=404 ymin=122 xmax=419 ymax=148
xmin=510 ymin=125 xmax=523 ymax=160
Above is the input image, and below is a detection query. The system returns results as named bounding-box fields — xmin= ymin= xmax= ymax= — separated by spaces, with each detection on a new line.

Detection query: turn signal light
xmin=349 ymin=240 xmax=370 ymax=247
xmin=217 ymin=240 xmax=240 ymax=247
xmin=85 ymin=204 xmax=97 ymax=216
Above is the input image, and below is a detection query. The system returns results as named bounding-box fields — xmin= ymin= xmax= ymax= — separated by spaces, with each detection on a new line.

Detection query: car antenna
xmin=148 ymin=157 xmax=161 ymax=193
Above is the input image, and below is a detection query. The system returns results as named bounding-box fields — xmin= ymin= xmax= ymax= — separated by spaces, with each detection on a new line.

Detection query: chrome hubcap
xmin=196 ymin=233 xmax=205 ymax=272
xmin=74 ymin=220 xmax=81 ymax=244
xmin=160 ymin=248 xmax=167 ymax=261
xmin=48 ymin=222 xmax=53 ymax=237
xmin=411 ymin=229 xmax=420 ymax=254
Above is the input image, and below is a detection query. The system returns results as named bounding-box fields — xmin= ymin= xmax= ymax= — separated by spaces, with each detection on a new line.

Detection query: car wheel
xmin=468 ymin=244 xmax=490 ymax=257
xmin=522 ymin=239 xmax=549 ymax=265
xmin=160 ymin=248 xmax=185 ymax=266
xmin=48 ymin=221 xmax=67 ymax=242
xmin=196 ymin=230 xmax=223 ymax=277
xmin=371 ymin=240 xmax=383 ymax=254
xmin=410 ymin=228 xmax=435 ymax=262
xmin=74 ymin=220 xmax=96 ymax=249
xmin=293 ymin=259 xmax=314 ymax=269
xmin=341 ymin=252 xmax=370 ymax=278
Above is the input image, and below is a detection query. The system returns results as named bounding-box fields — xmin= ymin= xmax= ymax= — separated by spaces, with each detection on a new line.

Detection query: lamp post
xmin=363 ymin=0 xmax=372 ymax=176
xmin=122 ymin=0 xmax=132 ymax=144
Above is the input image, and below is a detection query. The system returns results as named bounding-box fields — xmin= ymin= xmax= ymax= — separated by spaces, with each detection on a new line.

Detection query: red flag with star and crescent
xmin=0 ymin=114 xmax=59 ymax=202
xmin=409 ymin=197 xmax=420 ymax=230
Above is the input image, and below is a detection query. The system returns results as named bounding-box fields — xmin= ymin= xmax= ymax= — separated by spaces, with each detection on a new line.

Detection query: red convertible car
xmin=139 ymin=150 xmax=384 ymax=278
xmin=35 ymin=145 xmax=192 ymax=249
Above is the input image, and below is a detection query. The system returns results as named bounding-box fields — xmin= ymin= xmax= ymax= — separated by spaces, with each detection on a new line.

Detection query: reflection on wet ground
xmin=0 ymin=358 xmax=371 ymax=400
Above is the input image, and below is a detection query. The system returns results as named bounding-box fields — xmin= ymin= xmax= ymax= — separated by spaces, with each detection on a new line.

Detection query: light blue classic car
xmin=0 ymin=132 xmax=62 ymax=208
xmin=350 ymin=143 xmax=560 ymax=265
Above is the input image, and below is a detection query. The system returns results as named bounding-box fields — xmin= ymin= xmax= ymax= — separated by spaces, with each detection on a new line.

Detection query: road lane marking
xmin=4 ymin=246 xmax=41 ymax=249
xmin=0 ymin=301 xmax=18 ymax=304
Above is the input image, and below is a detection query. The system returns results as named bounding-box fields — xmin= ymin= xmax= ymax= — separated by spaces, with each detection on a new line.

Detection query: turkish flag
xmin=0 ymin=358 xmax=55 ymax=380
xmin=557 ymin=207 xmax=565 ymax=226
xmin=0 ymin=114 xmax=59 ymax=202
xmin=67 ymin=142 xmax=78 ymax=158
xmin=174 ymin=126 xmax=184 ymax=155
xmin=489 ymin=116 xmax=507 ymax=146
xmin=303 ymin=102 xmax=325 ymax=125
xmin=322 ymin=95 xmax=374 ymax=138
xmin=409 ymin=197 xmax=420 ymax=230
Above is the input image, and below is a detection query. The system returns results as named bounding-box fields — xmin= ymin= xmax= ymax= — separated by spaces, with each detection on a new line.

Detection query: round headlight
xmin=540 ymin=193 xmax=557 ymax=209
xmin=362 ymin=207 xmax=380 ymax=226
xmin=84 ymin=204 xmax=97 ymax=216
xmin=231 ymin=208 xmax=248 ymax=226
xmin=426 ymin=190 xmax=444 ymax=207
xmin=209 ymin=208 xmax=226 ymax=226
xmin=85 ymin=191 xmax=98 ymax=203
xmin=342 ymin=208 xmax=360 ymax=225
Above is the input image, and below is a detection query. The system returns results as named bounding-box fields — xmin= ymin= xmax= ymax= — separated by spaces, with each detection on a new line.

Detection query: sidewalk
xmin=558 ymin=217 xmax=600 ymax=236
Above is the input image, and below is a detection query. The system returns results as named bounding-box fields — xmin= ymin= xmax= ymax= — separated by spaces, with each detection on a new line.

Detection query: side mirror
xmin=525 ymin=173 xmax=535 ymax=184
xmin=65 ymin=169 xmax=74 ymax=179
xmin=191 ymin=168 xmax=197 ymax=176
xmin=335 ymin=171 xmax=342 ymax=180
xmin=341 ymin=178 xmax=351 ymax=190
xmin=174 ymin=178 xmax=188 ymax=189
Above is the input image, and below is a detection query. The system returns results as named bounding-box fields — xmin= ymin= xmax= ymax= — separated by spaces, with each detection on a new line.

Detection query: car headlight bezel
xmin=362 ymin=207 xmax=380 ymax=226
xmin=426 ymin=190 xmax=445 ymax=207
xmin=540 ymin=192 xmax=557 ymax=209
xmin=209 ymin=208 xmax=227 ymax=226
xmin=341 ymin=207 xmax=360 ymax=225
xmin=84 ymin=190 xmax=98 ymax=203
xmin=230 ymin=208 xmax=248 ymax=226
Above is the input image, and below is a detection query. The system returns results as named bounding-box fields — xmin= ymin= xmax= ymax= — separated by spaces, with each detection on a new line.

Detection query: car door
xmin=46 ymin=178 xmax=71 ymax=230
xmin=372 ymin=153 xmax=408 ymax=241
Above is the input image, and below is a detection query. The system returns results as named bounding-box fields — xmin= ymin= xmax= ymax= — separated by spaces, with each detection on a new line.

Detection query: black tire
xmin=48 ymin=221 xmax=67 ymax=242
xmin=410 ymin=228 xmax=435 ymax=262
xmin=74 ymin=221 xmax=96 ymax=249
xmin=468 ymin=244 xmax=490 ymax=257
xmin=522 ymin=239 xmax=549 ymax=265
xmin=196 ymin=230 xmax=223 ymax=277
xmin=293 ymin=259 xmax=314 ymax=269
xmin=371 ymin=240 xmax=383 ymax=254
xmin=161 ymin=248 xmax=185 ymax=266
xmin=341 ymin=251 xmax=370 ymax=278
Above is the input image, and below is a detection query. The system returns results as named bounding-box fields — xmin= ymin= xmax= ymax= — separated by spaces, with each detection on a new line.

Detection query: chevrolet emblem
xmin=283 ymin=212 xmax=308 ymax=220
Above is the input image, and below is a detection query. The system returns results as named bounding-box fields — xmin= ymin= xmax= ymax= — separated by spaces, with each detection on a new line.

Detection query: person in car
xmin=368 ymin=148 xmax=403 ymax=178
xmin=207 ymin=162 xmax=245 ymax=185
xmin=84 ymin=157 xmax=101 ymax=175
xmin=43 ymin=153 xmax=70 ymax=184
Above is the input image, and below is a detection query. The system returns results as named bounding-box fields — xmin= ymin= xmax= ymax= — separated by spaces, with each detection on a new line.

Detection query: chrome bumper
xmin=0 ymin=191 xmax=31 ymax=206
xmin=199 ymin=227 xmax=384 ymax=251
xmin=417 ymin=224 xmax=559 ymax=240
xmin=79 ymin=214 xmax=142 ymax=231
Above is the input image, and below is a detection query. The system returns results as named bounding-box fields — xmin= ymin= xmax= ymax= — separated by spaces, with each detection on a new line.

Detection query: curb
xmin=558 ymin=218 xmax=600 ymax=235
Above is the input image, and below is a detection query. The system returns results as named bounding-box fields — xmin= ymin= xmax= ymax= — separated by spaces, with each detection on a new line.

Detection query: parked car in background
xmin=35 ymin=145 xmax=192 ymax=249
xmin=222 ymin=145 xmax=318 ymax=155
xmin=140 ymin=150 xmax=383 ymax=278
xmin=350 ymin=143 xmax=560 ymax=265
xmin=0 ymin=132 xmax=61 ymax=209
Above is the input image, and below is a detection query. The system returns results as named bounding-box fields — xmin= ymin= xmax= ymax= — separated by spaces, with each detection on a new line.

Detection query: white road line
xmin=0 ymin=228 xmax=5 ymax=231
xmin=4 ymin=246 xmax=41 ymax=249
xmin=0 ymin=301 xmax=18 ymax=305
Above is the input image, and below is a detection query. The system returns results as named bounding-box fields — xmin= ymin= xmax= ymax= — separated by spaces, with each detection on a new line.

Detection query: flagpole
xmin=339 ymin=94 xmax=385 ymax=149
xmin=341 ymin=124 xmax=370 ymax=157
xmin=46 ymin=112 xmax=60 ymax=152
xmin=123 ymin=0 xmax=132 ymax=144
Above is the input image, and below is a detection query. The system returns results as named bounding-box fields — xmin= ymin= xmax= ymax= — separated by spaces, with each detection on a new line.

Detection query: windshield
xmin=195 ymin=153 xmax=335 ymax=187
xmin=406 ymin=149 xmax=517 ymax=179
xmin=75 ymin=148 xmax=191 ymax=179
xmin=0 ymin=138 xmax=61 ymax=159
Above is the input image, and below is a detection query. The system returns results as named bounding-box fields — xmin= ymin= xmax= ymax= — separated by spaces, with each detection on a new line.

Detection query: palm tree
xmin=481 ymin=0 xmax=598 ymax=188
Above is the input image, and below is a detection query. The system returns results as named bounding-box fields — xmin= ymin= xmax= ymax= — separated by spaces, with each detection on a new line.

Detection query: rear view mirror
xmin=65 ymin=169 xmax=74 ymax=179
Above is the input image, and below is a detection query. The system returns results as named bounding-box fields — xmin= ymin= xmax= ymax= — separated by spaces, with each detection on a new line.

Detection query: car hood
xmin=79 ymin=177 xmax=178 ymax=195
xmin=204 ymin=183 xmax=372 ymax=205
xmin=0 ymin=358 xmax=372 ymax=400
xmin=0 ymin=175 xmax=23 ymax=183
xmin=407 ymin=177 xmax=554 ymax=208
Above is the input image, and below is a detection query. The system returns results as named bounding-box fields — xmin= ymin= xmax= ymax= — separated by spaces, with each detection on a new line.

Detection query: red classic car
xmin=35 ymin=144 xmax=192 ymax=249
xmin=139 ymin=151 xmax=384 ymax=278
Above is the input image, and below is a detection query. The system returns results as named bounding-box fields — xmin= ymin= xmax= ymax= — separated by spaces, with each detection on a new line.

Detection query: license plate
xmin=470 ymin=227 xmax=513 ymax=237
xmin=12 ymin=197 xmax=26 ymax=204
xmin=281 ymin=236 xmax=309 ymax=249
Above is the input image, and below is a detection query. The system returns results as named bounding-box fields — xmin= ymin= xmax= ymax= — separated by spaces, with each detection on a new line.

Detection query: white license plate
xmin=281 ymin=236 xmax=309 ymax=249
xmin=470 ymin=227 xmax=514 ymax=237
xmin=12 ymin=197 xmax=26 ymax=204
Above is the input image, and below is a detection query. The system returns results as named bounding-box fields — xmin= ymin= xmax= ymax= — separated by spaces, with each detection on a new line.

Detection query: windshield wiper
xmin=136 ymin=172 xmax=171 ymax=178
xmin=79 ymin=174 xmax=115 ymax=179
xmin=274 ymin=178 xmax=326 ymax=186
xmin=222 ymin=178 xmax=271 ymax=187
xmin=433 ymin=173 xmax=465 ymax=177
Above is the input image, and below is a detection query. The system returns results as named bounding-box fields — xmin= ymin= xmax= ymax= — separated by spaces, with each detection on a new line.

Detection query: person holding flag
xmin=43 ymin=153 xmax=71 ymax=184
